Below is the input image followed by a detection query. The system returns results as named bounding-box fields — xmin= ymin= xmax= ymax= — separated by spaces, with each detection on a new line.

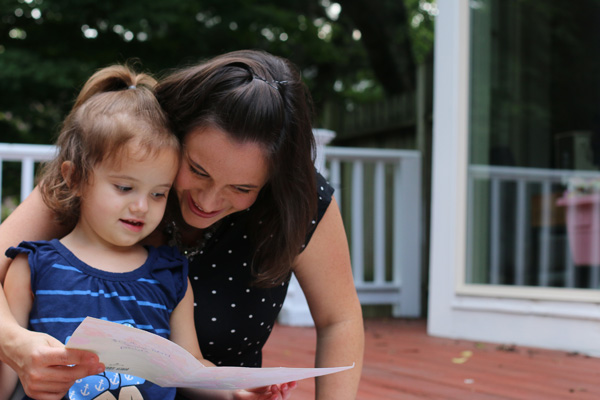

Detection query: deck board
xmin=262 ymin=318 xmax=599 ymax=399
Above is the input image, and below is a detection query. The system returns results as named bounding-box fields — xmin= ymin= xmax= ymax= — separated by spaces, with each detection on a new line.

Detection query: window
xmin=467 ymin=0 xmax=600 ymax=289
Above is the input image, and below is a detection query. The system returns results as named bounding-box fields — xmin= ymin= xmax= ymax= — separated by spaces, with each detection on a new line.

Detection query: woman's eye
xmin=190 ymin=165 xmax=209 ymax=178
xmin=115 ymin=185 xmax=132 ymax=192
xmin=234 ymin=186 xmax=251 ymax=194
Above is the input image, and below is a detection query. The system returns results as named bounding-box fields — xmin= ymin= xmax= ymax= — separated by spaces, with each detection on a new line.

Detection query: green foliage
xmin=405 ymin=0 xmax=437 ymax=64
xmin=0 ymin=0 xmax=435 ymax=144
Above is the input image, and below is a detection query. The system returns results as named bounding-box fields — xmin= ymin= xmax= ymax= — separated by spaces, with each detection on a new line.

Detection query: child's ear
xmin=60 ymin=161 xmax=76 ymax=190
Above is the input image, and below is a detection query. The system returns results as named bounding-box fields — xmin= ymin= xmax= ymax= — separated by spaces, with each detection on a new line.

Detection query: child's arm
xmin=168 ymin=279 xmax=213 ymax=367
xmin=0 ymin=254 xmax=33 ymax=400
xmin=170 ymin=280 xmax=296 ymax=400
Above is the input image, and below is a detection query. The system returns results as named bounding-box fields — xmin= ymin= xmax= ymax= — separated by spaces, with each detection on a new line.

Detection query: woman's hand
xmin=3 ymin=329 xmax=104 ymax=400
xmin=234 ymin=381 xmax=297 ymax=400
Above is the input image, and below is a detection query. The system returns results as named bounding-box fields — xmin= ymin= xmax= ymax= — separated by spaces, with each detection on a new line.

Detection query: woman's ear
xmin=60 ymin=161 xmax=75 ymax=189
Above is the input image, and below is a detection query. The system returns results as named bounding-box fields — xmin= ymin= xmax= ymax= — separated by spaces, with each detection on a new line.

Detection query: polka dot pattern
xmin=188 ymin=172 xmax=334 ymax=367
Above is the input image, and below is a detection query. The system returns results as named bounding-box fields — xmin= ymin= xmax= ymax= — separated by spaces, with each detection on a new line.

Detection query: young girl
xmin=0 ymin=65 xmax=292 ymax=400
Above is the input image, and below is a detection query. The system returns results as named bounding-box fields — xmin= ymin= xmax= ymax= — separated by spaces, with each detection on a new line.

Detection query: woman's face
xmin=175 ymin=126 xmax=269 ymax=230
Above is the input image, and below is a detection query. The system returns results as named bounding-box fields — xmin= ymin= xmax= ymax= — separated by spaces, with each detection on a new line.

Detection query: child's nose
xmin=130 ymin=196 xmax=148 ymax=213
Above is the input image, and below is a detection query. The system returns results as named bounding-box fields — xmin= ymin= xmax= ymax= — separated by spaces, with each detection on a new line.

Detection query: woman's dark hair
xmin=156 ymin=50 xmax=318 ymax=287
xmin=40 ymin=65 xmax=178 ymax=227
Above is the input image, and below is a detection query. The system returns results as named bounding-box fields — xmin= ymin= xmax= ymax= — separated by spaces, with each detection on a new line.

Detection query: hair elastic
xmin=253 ymin=75 xmax=287 ymax=90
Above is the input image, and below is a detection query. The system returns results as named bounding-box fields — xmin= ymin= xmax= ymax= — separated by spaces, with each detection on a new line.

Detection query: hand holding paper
xmin=66 ymin=317 xmax=353 ymax=390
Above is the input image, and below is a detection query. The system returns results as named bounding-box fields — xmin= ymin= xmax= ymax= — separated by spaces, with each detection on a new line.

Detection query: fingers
xmin=235 ymin=381 xmax=298 ymax=400
xmin=267 ymin=381 xmax=297 ymax=400
xmin=17 ymin=340 xmax=104 ymax=400
xmin=36 ymin=333 xmax=104 ymax=372
xmin=32 ymin=347 xmax=104 ymax=377
xmin=269 ymin=384 xmax=282 ymax=400
xmin=21 ymin=362 xmax=105 ymax=400
xmin=281 ymin=381 xmax=297 ymax=399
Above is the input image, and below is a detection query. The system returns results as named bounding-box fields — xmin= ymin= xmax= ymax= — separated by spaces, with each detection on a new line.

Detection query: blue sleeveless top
xmin=6 ymin=239 xmax=188 ymax=400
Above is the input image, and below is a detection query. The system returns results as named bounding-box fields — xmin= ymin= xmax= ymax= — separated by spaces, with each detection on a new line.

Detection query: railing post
xmin=351 ymin=161 xmax=365 ymax=286
xmin=20 ymin=157 xmax=35 ymax=202
xmin=395 ymin=156 xmax=422 ymax=317
xmin=313 ymin=128 xmax=336 ymax=176
xmin=373 ymin=162 xmax=385 ymax=285
xmin=0 ymin=143 xmax=56 ymax=223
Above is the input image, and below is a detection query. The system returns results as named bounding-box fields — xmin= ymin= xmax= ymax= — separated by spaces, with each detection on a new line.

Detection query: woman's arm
xmin=0 ymin=188 xmax=71 ymax=281
xmin=1 ymin=254 xmax=33 ymax=400
xmin=294 ymin=196 xmax=365 ymax=400
xmin=0 ymin=188 xmax=103 ymax=400
xmin=0 ymin=188 xmax=72 ymax=282
xmin=170 ymin=282 xmax=296 ymax=400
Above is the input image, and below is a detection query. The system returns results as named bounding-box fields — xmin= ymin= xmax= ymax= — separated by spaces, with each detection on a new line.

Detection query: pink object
xmin=557 ymin=193 xmax=600 ymax=266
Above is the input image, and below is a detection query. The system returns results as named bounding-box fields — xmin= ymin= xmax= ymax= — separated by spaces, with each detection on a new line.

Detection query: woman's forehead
xmin=184 ymin=127 xmax=270 ymax=184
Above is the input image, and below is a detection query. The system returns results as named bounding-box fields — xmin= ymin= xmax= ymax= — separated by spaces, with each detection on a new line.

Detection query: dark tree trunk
xmin=337 ymin=0 xmax=416 ymax=96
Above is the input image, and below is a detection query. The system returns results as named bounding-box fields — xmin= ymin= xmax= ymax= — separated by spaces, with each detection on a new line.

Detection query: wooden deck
xmin=262 ymin=318 xmax=600 ymax=399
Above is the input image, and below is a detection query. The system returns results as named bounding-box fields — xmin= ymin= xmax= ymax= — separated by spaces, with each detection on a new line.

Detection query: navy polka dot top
xmin=188 ymin=173 xmax=333 ymax=367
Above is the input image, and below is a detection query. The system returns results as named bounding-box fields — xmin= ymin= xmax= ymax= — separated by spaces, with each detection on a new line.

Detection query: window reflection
xmin=467 ymin=0 xmax=600 ymax=289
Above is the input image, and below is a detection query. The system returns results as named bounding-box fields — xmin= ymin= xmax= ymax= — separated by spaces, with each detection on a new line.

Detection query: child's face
xmin=77 ymin=147 xmax=179 ymax=248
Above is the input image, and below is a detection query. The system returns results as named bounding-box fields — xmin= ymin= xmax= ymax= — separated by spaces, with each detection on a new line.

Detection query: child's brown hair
xmin=40 ymin=65 xmax=179 ymax=227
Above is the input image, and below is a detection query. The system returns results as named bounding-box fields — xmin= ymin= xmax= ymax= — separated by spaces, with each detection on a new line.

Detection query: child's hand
xmin=234 ymin=381 xmax=297 ymax=400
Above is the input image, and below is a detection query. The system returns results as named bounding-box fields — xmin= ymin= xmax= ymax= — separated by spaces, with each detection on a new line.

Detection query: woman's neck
xmin=168 ymin=205 xmax=205 ymax=246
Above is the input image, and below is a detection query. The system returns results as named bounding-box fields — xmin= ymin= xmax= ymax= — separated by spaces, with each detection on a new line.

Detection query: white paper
xmin=66 ymin=317 xmax=353 ymax=389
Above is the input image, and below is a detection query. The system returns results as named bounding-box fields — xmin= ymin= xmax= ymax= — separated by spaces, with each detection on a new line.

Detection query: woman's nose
xmin=196 ymin=184 xmax=222 ymax=211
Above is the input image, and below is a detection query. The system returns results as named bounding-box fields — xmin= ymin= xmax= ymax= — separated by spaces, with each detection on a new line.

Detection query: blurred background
xmin=0 ymin=0 xmax=436 ymax=145
xmin=0 ymin=0 xmax=438 ymax=318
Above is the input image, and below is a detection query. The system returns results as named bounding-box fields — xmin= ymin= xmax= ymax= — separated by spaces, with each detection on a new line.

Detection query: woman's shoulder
xmin=316 ymin=171 xmax=334 ymax=210
xmin=302 ymin=172 xmax=335 ymax=247
xmin=316 ymin=171 xmax=334 ymax=199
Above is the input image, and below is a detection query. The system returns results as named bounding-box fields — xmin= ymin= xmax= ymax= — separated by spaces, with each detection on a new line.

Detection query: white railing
xmin=468 ymin=165 xmax=600 ymax=289
xmin=324 ymin=147 xmax=422 ymax=317
xmin=0 ymin=143 xmax=423 ymax=320
xmin=0 ymin=143 xmax=56 ymax=209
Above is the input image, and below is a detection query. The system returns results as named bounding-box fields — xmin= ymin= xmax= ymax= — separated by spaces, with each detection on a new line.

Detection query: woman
xmin=0 ymin=50 xmax=364 ymax=400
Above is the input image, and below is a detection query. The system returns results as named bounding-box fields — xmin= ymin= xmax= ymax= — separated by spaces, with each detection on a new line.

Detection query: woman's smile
xmin=188 ymin=193 xmax=224 ymax=219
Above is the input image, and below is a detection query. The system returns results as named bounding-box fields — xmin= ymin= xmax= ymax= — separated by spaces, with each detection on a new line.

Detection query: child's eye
xmin=115 ymin=185 xmax=132 ymax=192
xmin=151 ymin=192 xmax=168 ymax=198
